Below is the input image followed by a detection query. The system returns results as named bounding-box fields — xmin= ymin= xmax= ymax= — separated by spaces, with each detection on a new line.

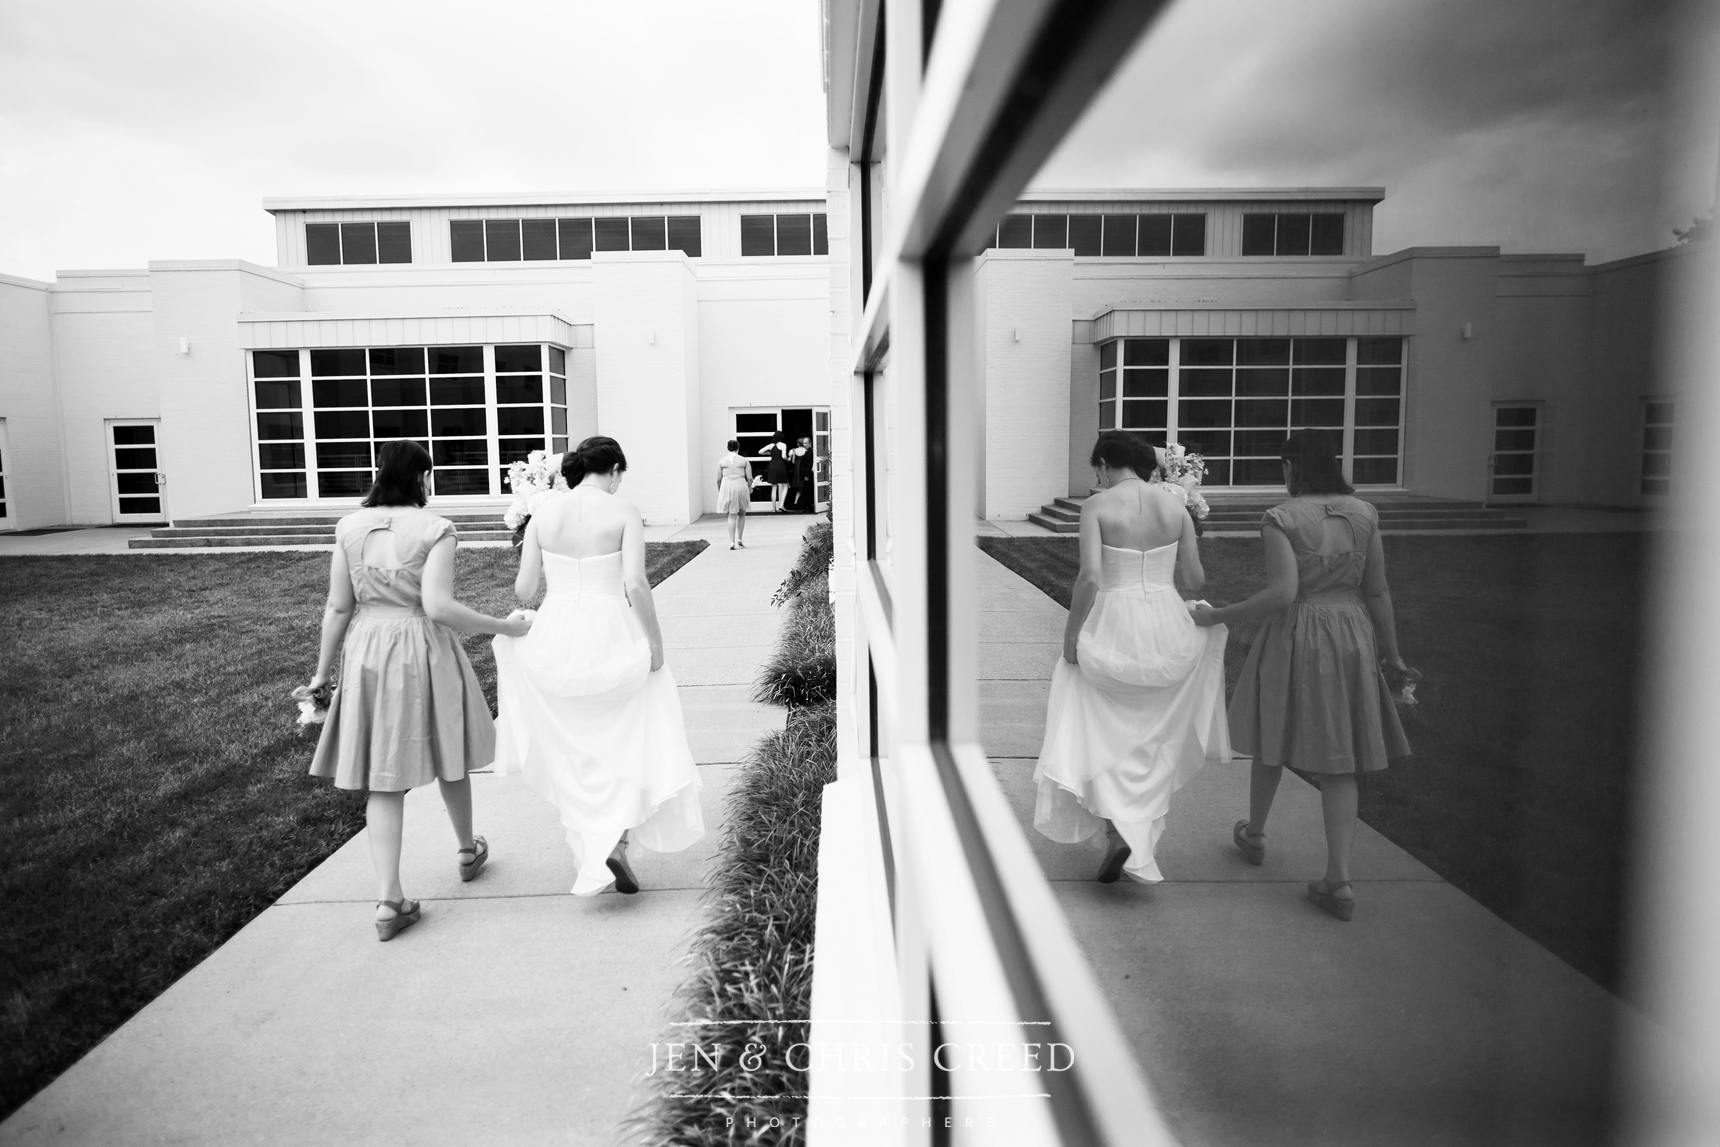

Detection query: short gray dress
xmin=308 ymin=507 xmax=496 ymax=792
xmin=1228 ymin=496 xmax=1410 ymax=774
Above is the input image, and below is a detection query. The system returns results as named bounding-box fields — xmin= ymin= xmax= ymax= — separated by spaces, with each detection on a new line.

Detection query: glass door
xmin=1489 ymin=404 xmax=1540 ymax=502
xmin=0 ymin=420 xmax=12 ymax=531
xmin=732 ymin=408 xmax=782 ymax=511
xmin=109 ymin=421 xmax=166 ymax=523
xmin=813 ymin=408 xmax=832 ymax=511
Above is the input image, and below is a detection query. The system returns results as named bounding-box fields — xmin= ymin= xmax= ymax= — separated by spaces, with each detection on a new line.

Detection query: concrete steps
xmin=128 ymin=512 xmax=513 ymax=549
xmin=1026 ymin=493 xmax=1528 ymax=534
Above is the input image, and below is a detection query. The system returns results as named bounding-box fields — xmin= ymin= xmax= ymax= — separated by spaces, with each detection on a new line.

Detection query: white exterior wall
xmin=591 ymin=251 xmax=702 ymax=525
xmin=48 ymin=271 xmax=156 ymax=524
xmin=150 ymin=262 xmax=305 ymax=520
xmin=974 ymin=249 xmax=1073 ymax=519
xmin=0 ymin=274 xmax=67 ymax=529
xmin=694 ymin=264 xmax=831 ymax=514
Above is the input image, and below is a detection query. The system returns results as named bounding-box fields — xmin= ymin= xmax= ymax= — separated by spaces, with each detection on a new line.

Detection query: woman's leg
xmin=1317 ymin=773 xmax=1359 ymax=893
xmin=367 ymin=790 xmax=408 ymax=916
xmin=736 ymin=507 xmax=746 ymax=544
xmin=438 ymin=776 xmax=475 ymax=852
xmin=775 ymin=483 xmax=787 ymax=511
xmin=1248 ymin=760 xmax=1282 ymax=836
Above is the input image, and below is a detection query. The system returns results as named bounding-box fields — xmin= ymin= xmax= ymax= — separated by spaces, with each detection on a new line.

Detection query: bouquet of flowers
xmin=503 ymin=450 xmax=567 ymax=545
xmin=1155 ymin=443 xmax=1211 ymax=522
xmin=1382 ymin=661 xmax=1424 ymax=708
xmin=290 ymin=680 xmax=335 ymax=733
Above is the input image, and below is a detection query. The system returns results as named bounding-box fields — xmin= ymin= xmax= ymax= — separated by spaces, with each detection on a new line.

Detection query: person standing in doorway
xmin=757 ymin=432 xmax=791 ymax=512
xmin=787 ymin=435 xmax=815 ymax=513
xmin=716 ymin=438 xmax=751 ymax=548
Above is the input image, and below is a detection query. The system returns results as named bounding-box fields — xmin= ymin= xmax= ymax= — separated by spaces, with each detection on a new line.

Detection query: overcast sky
xmin=1 ymin=0 xmax=1714 ymax=281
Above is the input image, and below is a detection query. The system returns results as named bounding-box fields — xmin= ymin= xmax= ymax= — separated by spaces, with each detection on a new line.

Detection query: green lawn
xmin=0 ymin=540 xmax=706 ymax=1119
xmin=977 ymin=532 xmax=1649 ymax=994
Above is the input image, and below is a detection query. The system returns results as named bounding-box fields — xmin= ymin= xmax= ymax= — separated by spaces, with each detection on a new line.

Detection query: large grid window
xmin=1098 ymin=335 xmax=1403 ymax=485
xmin=253 ymin=350 xmax=307 ymax=499
xmin=252 ymin=344 xmax=571 ymax=499
xmin=1641 ymin=399 xmax=1673 ymax=495
xmin=740 ymin=213 xmax=831 ymax=256
xmin=306 ymin=222 xmax=411 ymax=266
xmin=1241 ymin=212 xmax=1345 ymax=256
xmin=994 ymin=212 xmax=1205 ymax=256
xmin=451 ymin=215 xmax=701 ymax=261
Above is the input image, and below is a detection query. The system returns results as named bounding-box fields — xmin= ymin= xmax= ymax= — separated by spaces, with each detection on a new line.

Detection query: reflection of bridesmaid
xmin=756 ymin=432 xmax=791 ymax=512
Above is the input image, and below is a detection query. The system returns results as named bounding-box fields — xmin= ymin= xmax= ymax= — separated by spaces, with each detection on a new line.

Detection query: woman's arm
xmin=1192 ymin=524 xmax=1298 ymax=627
xmin=1062 ymin=500 xmax=1104 ymax=663
xmin=619 ymin=503 xmax=665 ymax=670
xmin=422 ymin=536 xmax=532 ymax=636
xmin=514 ymin=516 xmax=543 ymax=602
xmin=309 ymin=545 xmax=357 ymax=687
xmin=1360 ymin=524 xmax=1406 ymax=669
xmin=1175 ymin=507 xmax=1205 ymax=593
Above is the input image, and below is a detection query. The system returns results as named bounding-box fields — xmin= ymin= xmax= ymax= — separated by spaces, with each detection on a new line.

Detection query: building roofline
xmin=262 ymin=189 xmax=830 ymax=213
xmin=1588 ymin=239 xmax=1710 ymax=273
xmin=1018 ymin=187 xmax=1387 ymax=203
xmin=237 ymin=306 xmax=582 ymax=324
xmin=0 ymin=271 xmax=54 ymax=290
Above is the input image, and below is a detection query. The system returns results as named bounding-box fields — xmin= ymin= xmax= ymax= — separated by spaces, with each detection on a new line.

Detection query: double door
xmin=732 ymin=407 xmax=830 ymax=512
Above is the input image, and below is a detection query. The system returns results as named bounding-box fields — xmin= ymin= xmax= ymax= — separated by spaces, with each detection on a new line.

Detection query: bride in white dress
xmin=492 ymin=436 xmax=704 ymax=895
xmin=1034 ymin=431 xmax=1230 ymax=884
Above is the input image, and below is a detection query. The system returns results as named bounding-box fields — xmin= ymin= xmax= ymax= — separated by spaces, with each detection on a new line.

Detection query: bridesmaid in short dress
xmin=306 ymin=440 xmax=532 ymax=940
xmin=715 ymin=438 xmax=752 ymax=548
xmin=1193 ymin=429 xmax=1411 ymax=920
xmin=757 ymin=432 xmax=791 ymax=512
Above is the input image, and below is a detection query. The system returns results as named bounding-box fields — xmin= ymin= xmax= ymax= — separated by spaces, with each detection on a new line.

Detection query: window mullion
xmin=300 ymin=348 xmax=320 ymax=499
xmin=1343 ymin=337 xmax=1357 ymax=482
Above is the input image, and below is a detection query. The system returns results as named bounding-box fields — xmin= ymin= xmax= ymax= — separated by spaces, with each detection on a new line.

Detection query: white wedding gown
xmin=492 ymin=549 xmax=704 ymax=894
xmin=1034 ymin=542 xmax=1230 ymax=882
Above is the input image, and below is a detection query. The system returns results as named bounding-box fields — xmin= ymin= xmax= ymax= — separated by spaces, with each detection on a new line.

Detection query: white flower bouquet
xmin=1155 ymin=443 xmax=1210 ymax=522
xmin=503 ymin=450 xmax=566 ymax=543
xmin=290 ymin=680 xmax=335 ymax=733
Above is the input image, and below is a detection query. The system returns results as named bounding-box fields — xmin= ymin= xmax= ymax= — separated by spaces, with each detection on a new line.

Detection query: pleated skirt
xmin=1229 ymin=599 xmax=1410 ymax=774
xmin=308 ymin=613 xmax=496 ymax=792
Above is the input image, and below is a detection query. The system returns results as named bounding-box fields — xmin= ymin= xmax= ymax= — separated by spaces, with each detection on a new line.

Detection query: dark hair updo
xmin=1089 ymin=430 xmax=1159 ymax=478
xmin=562 ymin=436 xmax=628 ymax=487
xmin=1281 ymin=428 xmax=1354 ymax=496
xmin=363 ymin=439 xmax=432 ymax=507
xmin=727 ymin=438 xmax=740 ymax=451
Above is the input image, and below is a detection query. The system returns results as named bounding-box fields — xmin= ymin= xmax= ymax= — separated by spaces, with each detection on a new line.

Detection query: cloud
xmin=0 ymin=0 xmax=828 ymax=279
xmin=1036 ymin=0 xmax=1719 ymax=263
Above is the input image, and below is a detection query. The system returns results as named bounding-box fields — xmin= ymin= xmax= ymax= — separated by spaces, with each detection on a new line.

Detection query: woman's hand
xmin=1382 ymin=654 xmax=1409 ymax=673
xmin=307 ymin=672 xmax=329 ymax=691
xmin=1191 ymin=605 xmax=1223 ymax=628
xmin=650 ymin=644 xmax=665 ymax=672
xmin=1063 ymin=638 xmax=1079 ymax=665
xmin=500 ymin=610 xmax=535 ymax=638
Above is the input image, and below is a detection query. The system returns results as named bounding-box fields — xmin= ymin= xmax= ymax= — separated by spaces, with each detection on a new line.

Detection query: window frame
xmin=305 ymin=220 xmax=412 ymax=266
xmin=449 ymin=215 xmax=702 ymax=262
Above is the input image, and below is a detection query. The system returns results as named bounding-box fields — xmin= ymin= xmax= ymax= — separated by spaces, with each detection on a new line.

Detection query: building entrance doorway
xmin=732 ymin=406 xmax=830 ymax=513
xmin=109 ymin=420 xmax=166 ymax=523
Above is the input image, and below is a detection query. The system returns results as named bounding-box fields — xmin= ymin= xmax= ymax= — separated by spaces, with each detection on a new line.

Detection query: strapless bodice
xmin=542 ymin=550 xmax=625 ymax=599
xmin=1098 ymin=542 xmax=1177 ymax=593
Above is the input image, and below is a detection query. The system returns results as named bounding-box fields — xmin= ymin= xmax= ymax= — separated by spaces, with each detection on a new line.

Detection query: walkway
xmin=0 ymin=513 xmax=814 ymax=1147
xmin=973 ymin=546 xmax=1651 ymax=1147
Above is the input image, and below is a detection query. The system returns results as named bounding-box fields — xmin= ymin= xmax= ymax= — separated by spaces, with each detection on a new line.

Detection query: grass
xmin=634 ymin=522 xmax=839 ymax=1146
xmin=0 ymin=539 xmax=707 ymax=1120
xmin=977 ymin=532 xmax=1649 ymax=994
xmin=754 ymin=522 xmax=835 ymax=707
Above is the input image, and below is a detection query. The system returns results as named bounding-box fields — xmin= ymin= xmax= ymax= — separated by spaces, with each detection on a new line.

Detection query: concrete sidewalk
xmin=0 ymin=514 xmax=815 ymax=1147
xmin=973 ymin=546 xmax=1651 ymax=1147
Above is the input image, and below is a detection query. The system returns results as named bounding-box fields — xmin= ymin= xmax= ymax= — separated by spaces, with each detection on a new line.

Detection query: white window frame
xmin=1641 ymin=396 xmax=1672 ymax=500
xmin=107 ymin=418 xmax=165 ymax=524
xmin=0 ymin=418 xmax=13 ymax=530
xmin=1488 ymin=400 xmax=1543 ymax=504
xmin=826 ymin=1 xmax=1178 ymax=1143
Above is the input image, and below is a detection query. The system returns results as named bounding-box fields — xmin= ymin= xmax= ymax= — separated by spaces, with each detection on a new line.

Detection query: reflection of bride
xmin=1033 ymin=432 xmax=1230 ymax=884
xmin=492 ymin=436 xmax=704 ymax=895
